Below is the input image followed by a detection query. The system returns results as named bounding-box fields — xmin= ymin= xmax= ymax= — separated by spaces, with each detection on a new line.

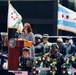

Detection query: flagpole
xmin=57 ymin=0 xmax=60 ymax=37
xmin=7 ymin=0 xmax=10 ymax=40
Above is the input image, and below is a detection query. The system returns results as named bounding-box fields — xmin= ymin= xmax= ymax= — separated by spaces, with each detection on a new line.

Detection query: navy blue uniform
xmin=65 ymin=44 xmax=76 ymax=56
xmin=18 ymin=56 xmax=33 ymax=75
xmin=58 ymin=44 xmax=67 ymax=57
xmin=49 ymin=52 xmax=65 ymax=75
xmin=34 ymin=43 xmax=44 ymax=57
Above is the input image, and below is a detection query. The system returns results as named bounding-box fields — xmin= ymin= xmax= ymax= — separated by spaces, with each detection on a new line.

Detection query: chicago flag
xmin=58 ymin=3 xmax=76 ymax=34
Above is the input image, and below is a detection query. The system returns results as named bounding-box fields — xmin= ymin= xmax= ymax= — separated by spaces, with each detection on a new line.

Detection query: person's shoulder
xmin=27 ymin=56 xmax=34 ymax=61
xmin=62 ymin=43 xmax=67 ymax=48
xmin=29 ymin=32 xmax=34 ymax=36
xmin=62 ymin=43 xmax=66 ymax=46
xmin=29 ymin=32 xmax=33 ymax=34
xmin=47 ymin=42 xmax=52 ymax=45
xmin=71 ymin=44 xmax=75 ymax=47
xmin=39 ymin=42 xmax=43 ymax=45
xmin=57 ymin=52 xmax=63 ymax=56
xmin=40 ymin=42 xmax=43 ymax=44
xmin=39 ymin=43 xmax=44 ymax=47
xmin=19 ymin=56 xmax=24 ymax=60
xmin=27 ymin=56 xmax=32 ymax=59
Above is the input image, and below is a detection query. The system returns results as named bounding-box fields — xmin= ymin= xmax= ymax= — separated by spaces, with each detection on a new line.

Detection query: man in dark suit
xmin=57 ymin=38 xmax=67 ymax=57
xmin=49 ymin=44 xmax=65 ymax=75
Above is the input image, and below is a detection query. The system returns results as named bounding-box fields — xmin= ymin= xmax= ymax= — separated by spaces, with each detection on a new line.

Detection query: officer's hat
xmin=65 ymin=37 xmax=70 ymax=40
xmin=22 ymin=47 xmax=30 ymax=52
xmin=1 ymin=32 xmax=8 ymax=37
xmin=35 ymin=34 xmax=42 ymax=39
xmin=51 ymin=44 xmax=59 ymax=49
xmin=42 ymin=34 xmax=49 ymax=38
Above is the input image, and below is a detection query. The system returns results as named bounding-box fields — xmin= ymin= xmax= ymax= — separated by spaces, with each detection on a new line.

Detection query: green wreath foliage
xmin=32 ymin=55 xmax=57 ymax=75
xmin=61 ymin=56 xmax=76 ymax=75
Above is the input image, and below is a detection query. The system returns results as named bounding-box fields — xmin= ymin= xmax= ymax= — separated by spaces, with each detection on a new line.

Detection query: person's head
xmin=1 ymin=32 xmax=8 ymax=41
xmin=57 ymin=38 xmax=63 ymax=46
xmin=51 ymin=44 xmax=59 ymax=54
xmin=69 ymin=39 xmax=73 ymax=44
xmin=35 ymin=34 xmax=42 ymax=44
xmin=22 ymin=47 xmax=30 ymax=57
xmin=42 ymin=34 xmax=49 ymax=43
xmin=65 ymin=38 xmax=70 ymax=44
xmin=23 ymin=23 xmax=32 ymax=33
xmin=0 ymin=51 xmax=2 ymax=55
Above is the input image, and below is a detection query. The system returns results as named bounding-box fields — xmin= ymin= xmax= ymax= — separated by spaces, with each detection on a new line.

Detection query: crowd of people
xmin=17 ymin=23 xmax=76 ymax=75
xmin=0 ymin=22 xmax=76 ymax=75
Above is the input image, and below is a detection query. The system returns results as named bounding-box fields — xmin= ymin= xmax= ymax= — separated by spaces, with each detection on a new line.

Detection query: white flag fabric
xmin=8 ymin=2 xmax=23 ymax=32
xmin=18 ymin=22 xmax=23 ymax=32
xmin=58 ymin=3 xmax=76 ymax=34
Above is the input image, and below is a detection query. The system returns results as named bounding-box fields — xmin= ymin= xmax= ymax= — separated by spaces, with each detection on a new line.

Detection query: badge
xmin=9 ymin=38 xmax=16 ymax=48
xmin=26 ymin=60 xmax=31 ymax=67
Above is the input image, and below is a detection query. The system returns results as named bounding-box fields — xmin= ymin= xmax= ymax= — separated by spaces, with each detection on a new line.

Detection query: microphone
xmin=14 ymin=31 xmax=21 ymax=38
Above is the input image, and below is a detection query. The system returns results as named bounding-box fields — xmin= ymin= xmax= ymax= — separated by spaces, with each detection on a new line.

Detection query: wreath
xmin=61 ymin=56 xmax=76 ymax=75
xmin=32 ymin=55 xmax=57 ymax=75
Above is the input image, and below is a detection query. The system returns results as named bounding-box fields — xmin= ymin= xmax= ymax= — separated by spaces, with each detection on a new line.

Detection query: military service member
xmin=18 ymin=47 xmax=34 ymax=75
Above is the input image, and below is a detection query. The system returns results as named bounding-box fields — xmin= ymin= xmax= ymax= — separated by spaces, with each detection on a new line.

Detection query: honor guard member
xmin=34 ymin=34 xmax=44 ymax=57
xmin=49 ymin=44 xmax=65 ymax=75
xmin=18 ymin=47 xmax=34 ymax=75
xmin=41 ymin=34 xmax=52 ymax=54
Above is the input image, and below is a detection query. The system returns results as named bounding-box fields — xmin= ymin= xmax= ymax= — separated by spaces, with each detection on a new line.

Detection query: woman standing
xmin=18 ymin=23 xmax=35 ymax=44
xmin=18 ymin=23 xmax=35 ymax=59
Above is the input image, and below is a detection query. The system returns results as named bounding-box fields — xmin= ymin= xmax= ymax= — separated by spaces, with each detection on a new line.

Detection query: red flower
xmin=54 ymin=66 xmax=57 ymax=70
xmin=46 ymin=55 xmax=48 ymax=58
xmin=36 ymin=58 xmax=38 ymax=61
xmin=50 ymin=58 xmax=54 ymax=62
xmin=70 ymin=56 xmax=72 ymax=59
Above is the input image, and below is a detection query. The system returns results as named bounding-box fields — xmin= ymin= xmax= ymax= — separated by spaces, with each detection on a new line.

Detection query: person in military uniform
xmin=18 ymin=47 xmax=34 ymax=75
xmin=49 ymin=44 xmax=65 ymax=75
xmin=34 ymin=34 xmax=44 ymax=57
xmin=41 ymin=34 xmax=52 ymax=54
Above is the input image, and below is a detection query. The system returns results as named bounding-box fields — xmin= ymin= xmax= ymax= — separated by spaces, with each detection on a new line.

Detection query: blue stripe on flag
xmin=58 ymin=20 xmax=76 ymax=28
xmin=58 ymin=6 xmax=70 ymax=13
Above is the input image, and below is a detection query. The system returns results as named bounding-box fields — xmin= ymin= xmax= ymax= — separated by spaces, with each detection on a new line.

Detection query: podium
xmin=4 ymin=39 xmax=33 ymax=70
